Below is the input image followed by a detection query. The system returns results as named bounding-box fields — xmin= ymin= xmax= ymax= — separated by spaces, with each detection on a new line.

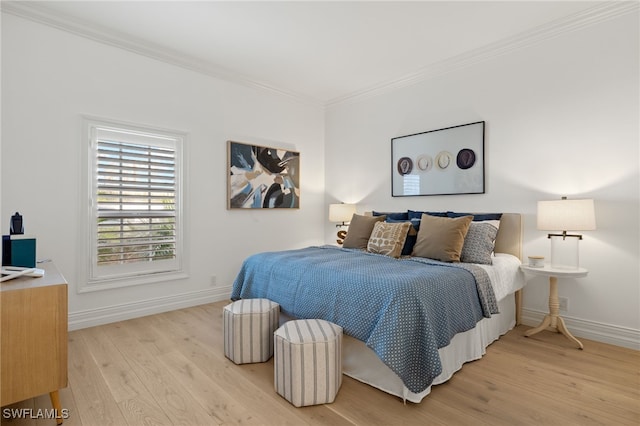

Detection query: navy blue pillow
xmin=385 ymin=218 xmax=416 ymax=255
xmin=407 ymin=210 xmax=448 ymax=220
xmin=447 ymin=212 xmax=503 ymax=221
xmin=373 ymin=211 xmax=409 ymax=221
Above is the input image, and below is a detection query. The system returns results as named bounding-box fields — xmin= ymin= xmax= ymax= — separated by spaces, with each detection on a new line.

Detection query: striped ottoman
xmin=274 ymin=319 xmax=343 ymax=407
xmin=223 ymin=298 xmax=280 ymax=364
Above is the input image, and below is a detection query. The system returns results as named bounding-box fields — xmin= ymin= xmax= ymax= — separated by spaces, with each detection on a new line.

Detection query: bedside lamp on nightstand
xmin=537 ymin=197 xmax=596 ymax=269
xmin=522 ymin=196 xmax=596 ymax=349
xmin=329 ymin=203 xmax=356 ymax=245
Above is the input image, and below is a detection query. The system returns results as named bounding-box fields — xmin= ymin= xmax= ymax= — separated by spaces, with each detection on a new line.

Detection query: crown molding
xmin=325 ymin=1 xmax=640 ymax=108
xmin=0 ymin=1 xmax=324 ymax=108
xmin=2 ymin=1 xmax=637 ymax=110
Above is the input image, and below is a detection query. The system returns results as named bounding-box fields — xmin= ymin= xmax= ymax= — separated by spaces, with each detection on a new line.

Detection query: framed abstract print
xmin=227 ymin=141 xmax=300 ymax=209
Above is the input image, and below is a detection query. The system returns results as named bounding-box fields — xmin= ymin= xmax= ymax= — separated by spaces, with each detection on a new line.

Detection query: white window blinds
xmin=96 ymin=137 xmax=176 ymax=265
xmin=85 ymin=120 xmax=185 ymax=287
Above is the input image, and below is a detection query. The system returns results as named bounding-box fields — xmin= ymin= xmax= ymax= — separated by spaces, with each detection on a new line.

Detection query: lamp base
xmin=550 ymin=235 xmax=580 ymax=269
xmin=336 ymin=230 xmax=347 ymax=245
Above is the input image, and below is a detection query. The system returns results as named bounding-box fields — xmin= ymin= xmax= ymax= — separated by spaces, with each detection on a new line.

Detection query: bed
xmin=231 ymin=211 xmax=524 ymax=403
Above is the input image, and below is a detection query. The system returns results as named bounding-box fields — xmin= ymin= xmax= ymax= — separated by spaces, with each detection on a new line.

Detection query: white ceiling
xmin=5 ymin=1 xmax=612 ymax=105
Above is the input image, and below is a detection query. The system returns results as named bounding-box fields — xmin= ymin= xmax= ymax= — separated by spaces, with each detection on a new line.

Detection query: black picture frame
xmin=391 ymin=121 xmax=485 ymax=196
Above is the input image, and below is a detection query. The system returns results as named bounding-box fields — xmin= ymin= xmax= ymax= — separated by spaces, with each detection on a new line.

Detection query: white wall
xmin=2 ymin=9 xmax=638 ymax=348
xmin=325 ymin=14 xmax=639 ymax=347
xmin=1 ymin=14 xmax=325 ymax=327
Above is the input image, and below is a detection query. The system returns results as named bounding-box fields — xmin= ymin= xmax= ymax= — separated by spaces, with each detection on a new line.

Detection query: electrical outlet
xmin=559 ymin=297 xmax=569 ymax=312
xmin=211 ymin=275 xmax=217 ymax=286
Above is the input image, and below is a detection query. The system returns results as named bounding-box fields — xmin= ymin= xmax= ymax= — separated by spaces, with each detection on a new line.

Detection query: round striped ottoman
xmin=274 ymin=319 xmax=343 ymax=407
xmin=223 ymin=298 xmax=280 ymax=364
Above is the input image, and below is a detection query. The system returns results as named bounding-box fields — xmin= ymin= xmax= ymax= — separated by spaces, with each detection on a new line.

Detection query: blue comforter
xmin=231 ymin=245 xmax=498 ymax=393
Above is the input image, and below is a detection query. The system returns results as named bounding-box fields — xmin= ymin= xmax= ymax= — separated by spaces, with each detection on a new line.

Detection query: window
xmin=81 ymin=118 xmax=186 ymax=291
xmin=403 ymin=174 xmax=420 ymax=196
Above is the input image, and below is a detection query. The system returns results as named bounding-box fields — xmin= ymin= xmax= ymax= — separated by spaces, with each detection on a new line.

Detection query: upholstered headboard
xmin=493 ymin=213 xmax=523 ymax=260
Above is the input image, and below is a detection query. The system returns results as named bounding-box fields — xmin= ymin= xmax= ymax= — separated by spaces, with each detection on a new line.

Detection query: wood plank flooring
xmin=2 ymin=301 xmax=638 ymax=426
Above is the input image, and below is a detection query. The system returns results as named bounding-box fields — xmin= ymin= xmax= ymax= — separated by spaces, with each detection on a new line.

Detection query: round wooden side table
xmin=520 ymin=264 xmax=588 ymax=349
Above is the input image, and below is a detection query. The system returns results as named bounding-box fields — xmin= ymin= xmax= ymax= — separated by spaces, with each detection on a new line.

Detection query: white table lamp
xmin=329 ymin=203 xmax=357 ymax=244
xmin=537 ymin=197 xmax=596 ymax=269
xmin=329 ymin=203 xmax=356 ymax=226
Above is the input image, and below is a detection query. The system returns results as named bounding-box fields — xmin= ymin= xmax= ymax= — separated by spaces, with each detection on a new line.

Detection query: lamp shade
xmin=329 ymin=203 xmax=357 ymax=223
xmin=537 ymin=198 xmax=596 ymax=231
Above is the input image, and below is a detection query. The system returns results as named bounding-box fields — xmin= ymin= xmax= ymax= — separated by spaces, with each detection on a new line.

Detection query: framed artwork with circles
xmin=391 ymin=121 xmax=485 ymax=196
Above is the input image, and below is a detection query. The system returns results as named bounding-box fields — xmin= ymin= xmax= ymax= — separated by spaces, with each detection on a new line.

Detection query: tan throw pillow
xmin=367 ymin=221 xmax=412 ymax=258
xmin=412 ymin=214 xmax=473 ymax=262
xmin=342 ymin=214 xmax=386 ymax=249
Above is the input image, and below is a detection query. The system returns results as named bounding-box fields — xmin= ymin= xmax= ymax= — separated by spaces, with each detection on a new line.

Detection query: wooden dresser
xmin=0 ymin=262 xmax=68 ymax=424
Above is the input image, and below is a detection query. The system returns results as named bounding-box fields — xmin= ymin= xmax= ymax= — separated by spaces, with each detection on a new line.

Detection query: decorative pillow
xmin=411 ymin=214 xmax=473 ymax=262
xmin=373 ymin=210 xmax=409 ymax=221
xmin=407 ymin=210 xmax=448 ymax=221
xmin=342 ymin=214 xmax=386 ymax=249
xmin=406 ymin=210 xmax=448 ymax=233
xmin=447 ymin=212 xmax=503 ymax=221
xmin=367 ymin=221 xmax=412 ymax=258
xmin=460 ymin=221 xmax=499 ymax=264
xmin=386 ymin=218 xmax=418 ymax=255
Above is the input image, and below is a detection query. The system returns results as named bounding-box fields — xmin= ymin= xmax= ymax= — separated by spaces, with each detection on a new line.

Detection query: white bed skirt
xmin=340 ymin=294 xmax=516 ymax=403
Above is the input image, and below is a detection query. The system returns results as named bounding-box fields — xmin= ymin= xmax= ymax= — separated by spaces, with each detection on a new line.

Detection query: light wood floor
xmin=2 ymin=301 xmax=638 ymax=426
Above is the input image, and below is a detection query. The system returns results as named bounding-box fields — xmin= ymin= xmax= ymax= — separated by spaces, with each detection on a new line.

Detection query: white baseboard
xmin=521 ymin=308 xmax=640 ymax=350
xmin=68 ymin=286 xmax=233 ymax=331
xmin=68 ymin=296 xmax=640 ymax=350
